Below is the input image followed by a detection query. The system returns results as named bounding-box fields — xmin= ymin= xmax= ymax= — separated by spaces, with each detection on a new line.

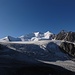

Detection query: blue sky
xmin=0 ymin=0 xmax=75 ymax=38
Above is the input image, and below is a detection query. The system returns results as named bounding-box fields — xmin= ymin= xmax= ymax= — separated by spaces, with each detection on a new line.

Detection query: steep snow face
xmin=44 ymin=31 xmax=54 ymax=39
xmin=31 ymin=32 xmax=44 ymax=41
xmin=34 ymin=32 xmax=43 ymax=37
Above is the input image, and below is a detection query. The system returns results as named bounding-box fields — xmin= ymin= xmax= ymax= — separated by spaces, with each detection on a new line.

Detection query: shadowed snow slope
xmin=0 ymin=40 xmax=75 ymax=73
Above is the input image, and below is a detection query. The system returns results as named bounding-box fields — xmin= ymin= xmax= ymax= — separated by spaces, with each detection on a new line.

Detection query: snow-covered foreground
xmin=0 ymin=40 xmax=75 ymax=74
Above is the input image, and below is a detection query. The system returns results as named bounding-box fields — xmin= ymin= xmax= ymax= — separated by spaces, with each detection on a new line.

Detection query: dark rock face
xmin=55 ymin=30 xmax=75 ymax=42
xmin=55 ymin=30 xmax=67 ymax=40
xmin=65 ymin=32 xmax=75 ymax=42
xmin=60 ymin=42 xmax=75 ymax=57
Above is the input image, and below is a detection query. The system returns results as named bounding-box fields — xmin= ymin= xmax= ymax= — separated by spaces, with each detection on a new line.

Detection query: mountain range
xmin=0 ymin=30 xmax=75 ymax=42
xmin=0 ymin=31 xmax=55 ymax=42
xmin=0 ymin=30 xmax=75 ymax=75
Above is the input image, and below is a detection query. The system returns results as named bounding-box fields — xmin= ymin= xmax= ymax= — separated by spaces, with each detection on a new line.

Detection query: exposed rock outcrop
xmin=55 ymin=30 xmax=75 ymax=42
xmin=55 ymin=30 xmax=67 ymax=40
xmin=60 ymin=42 xmax=75 ymax=57
xmin=65 ymin=32 xmax=75 ymax=42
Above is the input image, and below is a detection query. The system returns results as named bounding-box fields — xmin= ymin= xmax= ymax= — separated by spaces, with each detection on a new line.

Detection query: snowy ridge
xmin=0 ymin=36 xmax=21 ymax=42
xmin=20 ymin=31 xmax=55 ymax=41
xmin=0 ymin=31 xmax=55 ymax=42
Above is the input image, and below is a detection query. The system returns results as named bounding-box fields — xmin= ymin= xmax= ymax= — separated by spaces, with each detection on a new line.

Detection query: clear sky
xmin=0 ymin=0 xmax=75 ymax=38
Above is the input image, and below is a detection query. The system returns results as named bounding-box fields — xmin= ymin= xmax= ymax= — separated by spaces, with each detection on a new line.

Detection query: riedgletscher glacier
xmin=0 ymin=30 xmax=75 ymax=75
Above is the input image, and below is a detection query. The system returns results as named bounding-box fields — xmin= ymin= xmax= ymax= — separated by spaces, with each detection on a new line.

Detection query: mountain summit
xmin=0 ymin=31 xmax=55 ymax=42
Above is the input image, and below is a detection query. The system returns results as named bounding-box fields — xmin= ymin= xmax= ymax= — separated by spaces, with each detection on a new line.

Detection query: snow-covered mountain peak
xmin=0 ymin=31 xmax=55 ymax=42
xmin=44 ymin=31 xmax=53 ymax=39
xmin=31 ymin=31 xmax=54 ymax=41
xmin=34 ymin=32 xmax=41 ymax=37
xmin=44 ymin=31 xmax=53 ymax=35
